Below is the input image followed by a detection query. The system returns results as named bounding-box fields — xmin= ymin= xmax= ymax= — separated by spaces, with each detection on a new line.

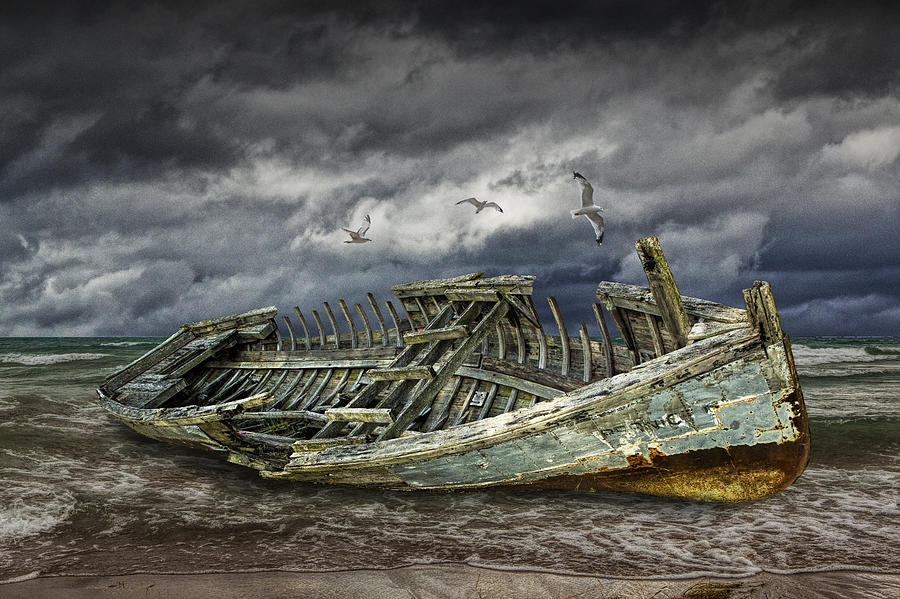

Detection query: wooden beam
xmin=366 ymin=366 xmax=435 ymax=381
xmin=311 ymin=305 xmax=456 ymax=439
xmin=479 ymin=356 xmax=583 ymax=392
xmin=322 ymin=301 xmax=341 ymax=349
xmin=281 ymin=315 xmax=298 ymax=350
xmin=355 ymin=303 xmax=373 ymax=348
xmin=547 ymin=296 xmax=570 ymax=376
xmin=579 ymin=321 xmax=592 ymax=382
xmin=338 ymin=299 xmax=358 ymax=349
xmin=645 ymin=313 xmax=666 ymax=357
xmin=291 ymin=436 xmax=367 ymax=454
xmin=378 ymin=300 xmax=509 ymax=440
xmin=403 ymin=325 xmax=468 ymax=344
xmin=311 ymin=310 xmax=327 ymax=348
xmin=444 ymin=289 xmax=500 ymax=302
xmin=634 ymin=236 xmax=691 ymax=348
xmin=366 ymin=293 xmax=390 ymax=348
xmin=292 ymin=307 xmax=313 ymax=350
xmin=592 ymin=303 xmax=616 ymax=378
xmin=596 ymin=281 xmax=746 ymax=324
xmin=455 ymin=366 xmax=563 ymax=401
xmin=325 ymin=407 xmax=395 ymax=424
xmin=384 ymin=301 xmax=406 ymax=347
xmin=743 ymin=280 xmax=784 ymax=344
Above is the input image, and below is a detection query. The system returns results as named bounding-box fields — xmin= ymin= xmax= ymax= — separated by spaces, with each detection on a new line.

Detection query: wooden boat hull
xmin=97 ymin=238 xmax=809 ymax=502
xmin=262 ymin=334 xmax=807 ymax=502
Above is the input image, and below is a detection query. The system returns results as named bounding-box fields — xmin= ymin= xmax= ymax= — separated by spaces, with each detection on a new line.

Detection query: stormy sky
xmin=1 ymin=1 xmax=898 ymax=337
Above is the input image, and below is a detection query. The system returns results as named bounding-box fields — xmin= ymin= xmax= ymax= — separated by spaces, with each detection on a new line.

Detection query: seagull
xmin=456 ymin=197 xmax=503 ymax=213
xmin=572 ymin=172 xmax=604 ymax=244
xmin=342 ymin=214 xmax=372 ymax=243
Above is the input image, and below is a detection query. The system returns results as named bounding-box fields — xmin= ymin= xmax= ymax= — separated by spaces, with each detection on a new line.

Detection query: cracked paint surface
xmin=389 ymin=345 xmax=802 ymax=490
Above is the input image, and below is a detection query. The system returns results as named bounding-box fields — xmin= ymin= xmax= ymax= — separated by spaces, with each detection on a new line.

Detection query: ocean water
xmin=1 ymin=336 xmax=898 ymax=586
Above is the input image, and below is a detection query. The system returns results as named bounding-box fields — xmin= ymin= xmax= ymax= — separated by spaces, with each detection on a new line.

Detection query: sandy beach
xmin=3 ymin=566 xmax=899 ymax=599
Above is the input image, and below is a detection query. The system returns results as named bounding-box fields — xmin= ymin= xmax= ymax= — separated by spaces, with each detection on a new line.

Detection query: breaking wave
xmin=0 ymin=352 xmax=109 ymax=366
xmin=791 ymin=344 xmax=900 ymax=366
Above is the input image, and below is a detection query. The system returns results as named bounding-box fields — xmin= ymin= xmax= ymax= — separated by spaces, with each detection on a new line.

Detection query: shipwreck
xmin=97 ymin=237 xmax=809 ymax=502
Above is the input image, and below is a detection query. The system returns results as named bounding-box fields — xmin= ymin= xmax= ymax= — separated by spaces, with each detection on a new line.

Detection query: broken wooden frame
xmin=97 ymin=237 xmax=809 ymax=501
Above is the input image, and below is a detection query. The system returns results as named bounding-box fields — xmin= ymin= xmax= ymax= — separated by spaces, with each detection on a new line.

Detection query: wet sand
xmin=2 ymin=566 xmax=898 ymax=599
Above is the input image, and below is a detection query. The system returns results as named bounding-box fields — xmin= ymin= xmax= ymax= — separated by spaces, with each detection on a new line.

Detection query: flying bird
xmin=571 ymin=172 xmax=605 ymax=244
xmin=342 ymin=214 xmax=372 ymax=243
xmin=456 ymin=197 xmax=503 ymax=213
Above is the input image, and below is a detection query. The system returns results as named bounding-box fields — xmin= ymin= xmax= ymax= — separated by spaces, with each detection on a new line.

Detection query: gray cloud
xmin=0 ymin=1 xmax=898 ymax=337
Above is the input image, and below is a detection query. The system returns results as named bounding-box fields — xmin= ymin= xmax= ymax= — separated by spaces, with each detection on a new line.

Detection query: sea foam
xmin=0 ymin=352 xmax=108 ymax=366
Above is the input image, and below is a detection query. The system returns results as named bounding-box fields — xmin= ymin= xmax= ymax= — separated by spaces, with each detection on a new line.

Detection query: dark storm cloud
xmin=0 ymin=0 xmax=898 ymax=336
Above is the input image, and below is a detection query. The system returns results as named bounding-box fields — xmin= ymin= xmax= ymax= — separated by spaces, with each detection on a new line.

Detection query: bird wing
xmin=585 ymin=212 xmax=604 ymax=239
xmin=357 ymin=214 xmax=371 ymax=237
xmin=342 ymin=228 xmax=360 ymax=240
xmin=484 ymin=202 xmax=503 ymax=213
xmin=577 ymin=177 xmax=594 ymax=208
xmin=456 ymin=197 xmax=480 ymax=207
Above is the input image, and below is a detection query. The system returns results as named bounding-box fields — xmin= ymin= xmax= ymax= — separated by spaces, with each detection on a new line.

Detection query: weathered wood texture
xmin=743 ymin=280 xmax=784 ymax=344
xmin=635 ymin=237 xmax=691 ymax=348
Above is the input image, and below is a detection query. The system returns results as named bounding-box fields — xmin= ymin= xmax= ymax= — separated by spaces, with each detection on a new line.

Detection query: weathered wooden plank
xmin=366 ymin=293 xmax=390 ymax=348
xmin=325 ymin=408 xmax=395 ymax=424
xmin=282 ymin=329 xmax=763 ymax=472
xmin=743 ymin=280 xmax=784 ymax=344
xmin=403 ymin=326 xmax=468 ymax=344
xmin=281 ymin=315 xmax=298 ymax=350
xmin=477 ymin=384 xmax=500 ymax=421
xmin=596 ymin=281 xmax=746 ymax=324
xmin=236 ymin=322 xmax=276 ymax=342
xmin=291 ymin=436 xmax=367 ymax=454
xmin=323 ymin=301 xmax=341 ymax=349
xmin=292 ymin=307 xmax=313 ymax=350
xmin=311 ymin=305 xmax=457 ymax=439
xmin=378 ymin=299 xmax=509 ymax=440
xmin=424 ymin=375 xmax=463 ymax=432
xmin=229 ymin=347 xmax=400 ymax=362
xmin=644 ymin=312 xmax=666 ymax=357
xmin=399 ymin=300 xmax=418 ymax=332
xmin=579 ymin=321 xmax=592 ymax=382
xmin=635 ymin=237 xmax=691 ymax=348
xmin=390 ymin=272 xmax=484 ymax=297
xmin=235 ymin=430 xmax=296 ymax=448
xmin=282 ymin=369 xmax=323 ymax=410
xmin=474 ymin=357 xmax=579 ymax=393
xmin=300 ymin=368 xmax=335 ymax=410
xmin=158 ymin=331 xmax=237 ymax=378
xmin=182 ymin=306 xmax=279 ymax=335
xmin=117 ymin=375 xmax=187 ymax=408
xmin=207 ymin=359 xmax=391 ymax=370
xmin=355 ymin=303 xmax=373 ymax=348
xmin=237 ymin=409 xmax=328 ymax=425
xmin=456 ymin=362 xmax=568 ymax=399
xmin=366 ymin=366 xmax=435 ymax=381
xmin=101 ymin=329 xmax=194 ymax=393
xmin=453 ymin=380 xmax=481 ymax=425
xmin=338 ymin=299 xmax=358 ymax=349
xmin=414 ymin=297 xmax=430 ymax=327
xmin=444 ymin=289 xmax=500 ymax=302
xmin=547 ymin=296 xmax=570 ymax=376
xmin=311 ymin=310 xmax=327 ymax=348
xmin=100 ymin=391 xmax=271 ymax=426
xmin=592 ymin=303 xmax=616 ymax=378
xmin=501 ymin=293 xmax=542 ymax=328
xmin=384 ymin=300 xmax=406 ymax=347
xmin=348 ymin=304 xmax=483 ymax=438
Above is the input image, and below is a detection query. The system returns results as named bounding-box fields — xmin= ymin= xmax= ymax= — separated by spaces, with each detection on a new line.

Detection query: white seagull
xmin=342 ymin=214 xmax=372 ymax=243
xmin=456 ymin=197 xmax=503 ymax=213
xmin=571 ymin=172 xmax=604 ymax=244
